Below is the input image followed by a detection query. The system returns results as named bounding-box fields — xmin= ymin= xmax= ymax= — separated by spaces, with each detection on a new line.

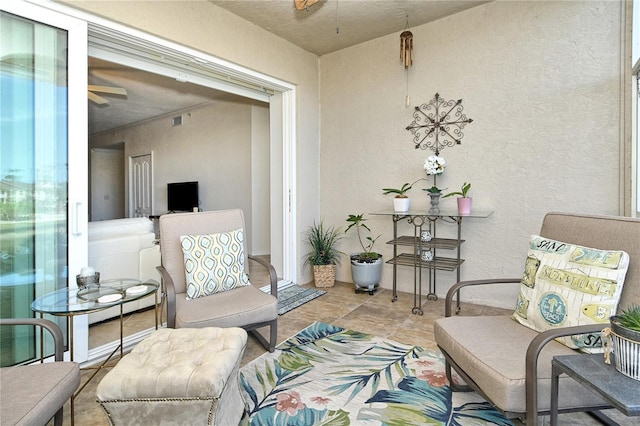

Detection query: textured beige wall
xmin=320 ymin=1 xmax=626 ymax=307
xmin=59 ymin=0 xmax=627 ymax=305
xmin=90 ymin=101 xmax=259 ymax=249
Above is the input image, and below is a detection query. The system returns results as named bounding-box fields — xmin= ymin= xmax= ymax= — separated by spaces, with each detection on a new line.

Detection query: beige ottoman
xmin=97 ymin=327 xmax=247 ymax=425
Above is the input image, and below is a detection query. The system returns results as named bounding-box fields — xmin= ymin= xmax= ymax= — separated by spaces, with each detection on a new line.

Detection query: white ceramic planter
xmin=350 ymin=254 xmax=383 ymax=294
xmin=393 ymin=197 xmax=410 ymax=212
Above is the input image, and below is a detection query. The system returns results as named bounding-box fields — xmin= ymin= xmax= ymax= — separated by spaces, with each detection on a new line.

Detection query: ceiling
xmin=208 ymin=0 xmax=489 ymax=56
xmin=88 ymin=57 xmax=251 ymax=135
xmin=89 ymin=0 xmax=488 ymax=135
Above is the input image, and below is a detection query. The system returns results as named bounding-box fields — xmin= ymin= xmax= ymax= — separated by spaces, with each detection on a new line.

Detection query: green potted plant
xmin=382 ymin=178 xmax=425 ymax=212
xmin=303 ymin=220 xmax=344 ymax=288
xmin=443 ymin=181 xmax=472 ymax=215
xmin=607 ymin=304 xmax=640 ymax=380
xmin=610 ymin=304 xmax=640 ymax=339
xmin=345 ymin=214 xmax=382 ymax=295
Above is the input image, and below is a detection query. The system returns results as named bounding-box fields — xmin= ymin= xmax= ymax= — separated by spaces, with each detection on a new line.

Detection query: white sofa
xmin=87 ymin=218 xmax=161 ymax=325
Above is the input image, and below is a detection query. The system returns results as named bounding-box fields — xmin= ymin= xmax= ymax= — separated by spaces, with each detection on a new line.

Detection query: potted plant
xmin=607 ymin=304 xmax=640 ymax=380
xmin=302 ymin=220 xmax=344 ymax=288
xmin=443 ymin=182 xmax=472 ymax=215
xmin=382 ymin=178 xmax=424 ymax=212
xmin=345 ymin=213 xmax=383 ymax=295
xmin=423 ymin=155 xmax=447 ymax=213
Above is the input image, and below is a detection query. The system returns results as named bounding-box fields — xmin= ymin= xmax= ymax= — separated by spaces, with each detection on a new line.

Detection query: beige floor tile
xmin=66 ymin=274 xmax=618 ymax=426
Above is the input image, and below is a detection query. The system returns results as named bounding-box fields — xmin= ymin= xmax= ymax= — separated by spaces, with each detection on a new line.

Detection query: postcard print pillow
xmin=180 ymin=228 xmax=250 ymax=300
xmin=512 ymin=235 xmax=629 ymax=353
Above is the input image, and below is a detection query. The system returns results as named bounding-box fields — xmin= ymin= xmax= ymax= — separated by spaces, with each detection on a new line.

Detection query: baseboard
xmin=83 ymin=325 xmax=164 ymax=368
xmin=260 ymin=279 xmax=294 ymax=293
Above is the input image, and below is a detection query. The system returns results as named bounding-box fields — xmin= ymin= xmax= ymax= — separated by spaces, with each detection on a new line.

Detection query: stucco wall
xmin=320 ymin=0 xmax=625 ymax=308
xmin=90 ymin=100 xmax=270 ymax=253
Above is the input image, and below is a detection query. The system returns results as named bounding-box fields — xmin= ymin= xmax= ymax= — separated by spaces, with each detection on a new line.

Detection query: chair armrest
xmin=0 ymin=318 xmax=65 ymax=361
xmin=525 ymin=323 xmax=604 ymax=424
xmin=445 ymin=278 xmax=522 ymax=317
xmin=156 ymin=265 xmax=177 ymax=328
xmin=248 ymin=254 xmax=278 ymax=298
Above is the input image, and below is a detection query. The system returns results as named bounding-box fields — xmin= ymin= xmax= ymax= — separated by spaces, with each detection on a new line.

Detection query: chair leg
xmin=248 ymin=321 xmax=278 ymax=352
xmin=269 ymin=321 xmax=277 ymax=353
xmin=445 ymin=359 xmax=473 ymax=392
xmin=54 ymin=406 xmax=63 ymax=426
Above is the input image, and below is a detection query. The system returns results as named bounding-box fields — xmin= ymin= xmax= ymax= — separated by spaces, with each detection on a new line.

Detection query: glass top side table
xmin=370 ymin=209 xmax=494 ymax=219
xmin=31 ymin=278 xmax=159 ymax=426
xmin=371 ymin=210 xmax=493 ymax=314
xmin=31 ymin=278 xmax=159 ymax=316
xmin=31 ymin=278 xmax=160 ymax=362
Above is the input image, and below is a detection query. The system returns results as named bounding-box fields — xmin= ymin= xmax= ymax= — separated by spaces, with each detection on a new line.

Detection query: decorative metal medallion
xmin=405 ymin=93 xmax=473 ymax=154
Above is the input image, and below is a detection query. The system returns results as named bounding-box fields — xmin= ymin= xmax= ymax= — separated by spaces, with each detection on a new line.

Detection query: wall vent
xmin=172 ymin=115 xmax=183 ymax=127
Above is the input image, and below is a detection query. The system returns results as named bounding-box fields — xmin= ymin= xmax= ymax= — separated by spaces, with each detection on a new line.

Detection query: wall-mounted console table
xmin=371 ymin=210 xmax=493 ymax=315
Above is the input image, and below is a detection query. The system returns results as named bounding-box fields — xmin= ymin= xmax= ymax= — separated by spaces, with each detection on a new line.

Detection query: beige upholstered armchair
xmin=157 ymin=209 xmax=278 ymax=352
xmin=0 ymin=318 xmax=80 ymax=426
xmin=434 ymin=212 xmax=640 ymax=425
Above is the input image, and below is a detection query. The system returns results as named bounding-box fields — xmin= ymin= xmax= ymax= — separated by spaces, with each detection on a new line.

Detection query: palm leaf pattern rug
xmin=240 ymin=321 xmax=513 ymax=425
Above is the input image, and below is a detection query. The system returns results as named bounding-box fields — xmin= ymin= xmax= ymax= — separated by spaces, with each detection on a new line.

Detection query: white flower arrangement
xmin=424 ymin=156 xmax=446 ymax=176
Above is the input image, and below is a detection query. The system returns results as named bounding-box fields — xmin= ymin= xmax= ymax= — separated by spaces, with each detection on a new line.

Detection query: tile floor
xmin=63 ymin=260 xmax=631 ymax=426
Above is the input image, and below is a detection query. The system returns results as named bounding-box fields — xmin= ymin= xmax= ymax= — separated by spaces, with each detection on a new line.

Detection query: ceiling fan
xmin=294 ymin=0 xmax=318 ymax=11
xmin=88 ymin=85 xmax=127 ymax=105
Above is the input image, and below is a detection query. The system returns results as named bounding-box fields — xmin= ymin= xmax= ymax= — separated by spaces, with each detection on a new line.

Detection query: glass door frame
xmin=3 ymin=0 xmax=89 ymax=362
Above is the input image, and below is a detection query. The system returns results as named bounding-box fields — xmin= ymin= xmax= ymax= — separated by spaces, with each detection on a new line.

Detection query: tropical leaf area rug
xmin=277 ymin=285 xmax=326 ymax=315
xmin=240 ymin=322 xmax=514 ymax=426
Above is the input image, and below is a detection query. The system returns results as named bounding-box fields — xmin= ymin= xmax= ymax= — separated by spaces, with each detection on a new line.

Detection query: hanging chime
xmin=400 ymin=30 xmax=413 ymax=69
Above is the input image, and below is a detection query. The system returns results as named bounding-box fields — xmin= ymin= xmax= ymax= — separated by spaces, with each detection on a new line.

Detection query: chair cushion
xmin=175 ymin=284 xmax=277 ymax=329
xmin=434 ymin=315 xmax=607 ymax=413
xmin=512 ymin=235 xmax=629 ymax=353
xmin=180 ymin=229 xmax=250 ymax=299
xmin=0 ymin=362 xmax=80 ymax=425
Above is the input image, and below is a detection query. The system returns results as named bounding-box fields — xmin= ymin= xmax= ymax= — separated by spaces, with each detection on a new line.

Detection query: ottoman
xmin=97 ymin=327 xmax=247 ymax=425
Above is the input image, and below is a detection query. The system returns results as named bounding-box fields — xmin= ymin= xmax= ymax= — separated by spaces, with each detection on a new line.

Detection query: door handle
xmin=72 ymin=202 xmax=82 ymax=236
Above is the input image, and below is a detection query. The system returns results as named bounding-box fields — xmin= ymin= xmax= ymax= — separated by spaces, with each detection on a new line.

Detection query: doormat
xmin=240 ymin=321 xmax=513 ymax=425
xmin=277 ymin=285 xmax=326 ymax=315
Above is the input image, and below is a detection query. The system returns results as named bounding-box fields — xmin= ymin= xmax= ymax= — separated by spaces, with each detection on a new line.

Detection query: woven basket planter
xmin=313 ymin=264 xmax=336 ymax=288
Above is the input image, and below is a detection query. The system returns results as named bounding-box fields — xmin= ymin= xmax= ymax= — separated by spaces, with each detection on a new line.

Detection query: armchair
xmin=157 ymin=209 xmax=278 ymax=352
xmin=0 ymin=318 xmax=80 ymax=426
xmin=434 ymin=212 xmax=640 ymax=425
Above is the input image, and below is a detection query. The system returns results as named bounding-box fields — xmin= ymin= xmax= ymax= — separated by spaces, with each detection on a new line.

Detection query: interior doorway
xmin=90 ymin=145 xmax=125 ymax=221
xmin=82 ymin=19 xmax=296 ymax=360
xmin=129 ymin=153 xmax=153 ymax=218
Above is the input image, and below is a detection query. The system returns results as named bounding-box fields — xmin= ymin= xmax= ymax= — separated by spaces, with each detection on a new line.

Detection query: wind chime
xmin=400 ymin=30 xmax=413 ymax=69
xmin=400 ymin=17 xmax=413 ymax=106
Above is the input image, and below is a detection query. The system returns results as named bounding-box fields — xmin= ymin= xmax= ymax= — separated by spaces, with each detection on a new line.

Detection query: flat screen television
xmin=167 ymin=181 xmax=199 ymax=212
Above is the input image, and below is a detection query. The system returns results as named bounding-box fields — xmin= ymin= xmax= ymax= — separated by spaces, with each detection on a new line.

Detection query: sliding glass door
xmin=0 ymin=2 xmax=87 ymax=365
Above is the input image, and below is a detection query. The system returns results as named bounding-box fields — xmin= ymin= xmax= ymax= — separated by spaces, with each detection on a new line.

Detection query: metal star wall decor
xmin=405 ymin=93 xmax=473 ymax=155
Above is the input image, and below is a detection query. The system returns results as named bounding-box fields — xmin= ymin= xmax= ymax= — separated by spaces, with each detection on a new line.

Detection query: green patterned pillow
xmin=512 ymin=235 xmax=629 ymax=353
xmin=180 ymin=229 xmax=250 ymax=299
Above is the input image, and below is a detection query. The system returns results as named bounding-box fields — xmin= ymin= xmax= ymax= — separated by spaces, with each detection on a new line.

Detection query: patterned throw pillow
xmin=512 ymin=235 xmax=629 ymax=353
xmin=180 ymin=229 xmax=250 ymax=299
